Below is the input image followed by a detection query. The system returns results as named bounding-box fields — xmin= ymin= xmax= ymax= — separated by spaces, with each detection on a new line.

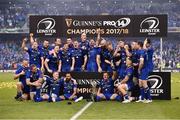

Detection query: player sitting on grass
xmin=115 ymin=57 xmax=134 ymax=103
xmin=96 ymin=71 xmax=121 ymax=102
xmin=59 ymin=73 xmax=83 ymax=102
xmin=14 ymin=59 xmax=30 ymax=100
xmin=26 ymin=64 xmax=43 ymax=102
xmin=41 ymin=72 xmax=62 ymax=102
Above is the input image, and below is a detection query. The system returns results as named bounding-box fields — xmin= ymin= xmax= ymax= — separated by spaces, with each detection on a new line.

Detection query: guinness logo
xmin=65 ymin=18 xmax=73 ymax=27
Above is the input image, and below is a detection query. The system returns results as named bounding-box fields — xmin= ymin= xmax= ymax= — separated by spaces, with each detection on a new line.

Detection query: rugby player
xmin=26 ymin=64 xmax=43 ymax=102
xmin=71 ymin=40 xmax=87 ymax=72
xmin=116 ymin=57 xmax=134 ymax=103
xmin=59 ymin=44 xmax=75 ymax=72
xmin=14 ymin=59 xmax=29 ymax=100
xmin=96 ymin=71 xmax=121 ymax=101
xmin=87 ymin=39 xmax=99 ymax=72
xmin=22 ymin=38 xmax=44 ymax=71
xmin=114 ymin=40 xmax=131 ymax=79
xmin=136 ymin=41 xmax=152 ymax=103
xmin=41 ymin=72 xmax=62 ymax=102
xmin=44 ymin=45 xmax=61 ymax=74
xmin=59 ymin=73 xmax=83 ymax=102
xmin=131 ymin=41 xmax=140 ymax=99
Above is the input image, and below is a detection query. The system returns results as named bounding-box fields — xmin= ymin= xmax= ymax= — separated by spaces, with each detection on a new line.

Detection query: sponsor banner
xmin=148 ymin=72 xmax=171 ymax=100
xmin=29 ymin=15 xmax=167 ymax=37
xmin=30 ymin=16 xmax=63 ymax=37
xmin=54 ymin=72 xmax=171 ymax=100
xmin=133 ymin=15 xmax=167 ymax=37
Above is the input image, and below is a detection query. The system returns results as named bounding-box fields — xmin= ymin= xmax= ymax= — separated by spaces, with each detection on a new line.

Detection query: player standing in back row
xmin=136 ymin=39 xmax=153 ymax=103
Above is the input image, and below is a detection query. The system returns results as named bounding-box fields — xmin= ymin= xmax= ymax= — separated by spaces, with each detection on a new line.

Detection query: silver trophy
xmin=90 ymin=80 xmax=98 ymax=102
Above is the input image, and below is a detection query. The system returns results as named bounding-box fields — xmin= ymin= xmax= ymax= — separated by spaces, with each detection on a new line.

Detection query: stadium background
xmin=0 ymin=0 xmax=180 ymax=119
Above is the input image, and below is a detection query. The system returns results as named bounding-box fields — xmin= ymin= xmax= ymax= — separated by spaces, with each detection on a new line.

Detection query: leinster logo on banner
xmin=36 ymin=18 xmax=56 ymax=36
xmin=133 ymin=15 xmax=167 ymax=37
xmin=148 ymin=72 xmax=171 ymax=100
xmin=148 ymin=75 xmax=163 ymax=96
xmin=140 ymin=17 xmax=160 ymax=35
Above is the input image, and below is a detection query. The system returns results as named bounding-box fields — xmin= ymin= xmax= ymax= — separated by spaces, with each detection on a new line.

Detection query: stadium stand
xmin=0 ymin=0 xmax=180 ymax=32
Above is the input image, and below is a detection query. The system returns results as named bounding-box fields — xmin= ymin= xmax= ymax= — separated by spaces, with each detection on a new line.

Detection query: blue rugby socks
xmin=144 ymin=87 xmax=152 ymax=100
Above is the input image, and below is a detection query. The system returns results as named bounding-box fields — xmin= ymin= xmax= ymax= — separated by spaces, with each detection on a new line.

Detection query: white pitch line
xmin=70 ymin=102 xmax=93 ymax=120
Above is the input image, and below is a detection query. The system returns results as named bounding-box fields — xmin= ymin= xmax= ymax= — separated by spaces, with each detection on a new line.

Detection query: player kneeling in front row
xmin=59 ymin=73 xmax=83 ymax=102
xmin=14 ymin=59 xmax=30 ymax=100
xmin=96 ymin=71 xmax=121 ymax=102
xmin=42 ymin=73 xmax=83 ymax=102
xmin=41 ymin=72 xmax=62 ymax=102
xmin=115 ymin=57 xmax=134 ymax=103
xmin=26 ymin=64 xmax=43 ymax=102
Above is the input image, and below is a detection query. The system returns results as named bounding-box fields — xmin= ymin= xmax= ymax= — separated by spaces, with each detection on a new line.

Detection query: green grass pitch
xmin=0 ymin=72 xmax=180 ymax=119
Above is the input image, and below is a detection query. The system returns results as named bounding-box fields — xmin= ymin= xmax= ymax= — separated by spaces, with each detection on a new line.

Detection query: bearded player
xmin=59 ymin=73 xmax=83 ymax=102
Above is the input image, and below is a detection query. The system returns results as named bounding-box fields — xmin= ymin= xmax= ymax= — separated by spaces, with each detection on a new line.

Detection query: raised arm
xmin=21 ymin=38 xmax=28 ymax=51
xmin=96 ymin=28 xmax=101 ymax=46
xmin=30 ymin=33 xmax=35 ymax=45
xmin=124 ymin=45 xmax=132 ymax=57
xmin=143 ymin=38 xmax=148 ymax=50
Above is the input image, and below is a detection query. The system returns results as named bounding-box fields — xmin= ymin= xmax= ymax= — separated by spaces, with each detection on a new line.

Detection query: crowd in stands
xmin=0 ymin=0 xmax=180 ymax=30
